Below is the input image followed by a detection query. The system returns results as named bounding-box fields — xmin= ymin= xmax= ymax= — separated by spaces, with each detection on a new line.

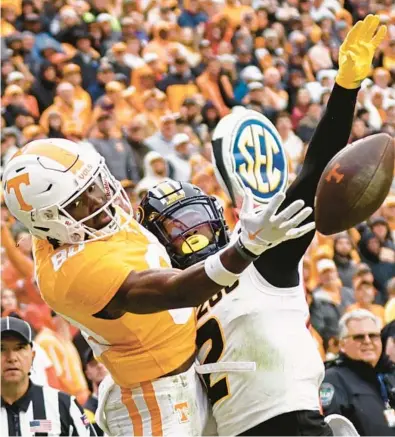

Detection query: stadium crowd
xmin=1 ymin=0 xmax=395 ymax=435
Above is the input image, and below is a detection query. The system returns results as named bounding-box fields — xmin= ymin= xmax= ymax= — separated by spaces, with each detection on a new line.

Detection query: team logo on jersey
xmin=232 ymin=119 xmax=288 ymax=202
xmin=319 ymin=382 xmax=335 ymax=407
xmin=212 ymin=110 xmax=288 ymax=207
xmin=174 ymin=401 xmax=190 ymax=423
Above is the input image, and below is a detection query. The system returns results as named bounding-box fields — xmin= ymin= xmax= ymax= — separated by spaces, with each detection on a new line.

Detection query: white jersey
xmin=196 ymin=262 xmax=324 ymax=436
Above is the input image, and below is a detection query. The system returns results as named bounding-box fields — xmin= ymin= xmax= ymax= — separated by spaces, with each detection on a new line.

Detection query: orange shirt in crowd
xmin=35 ymin=327 xmax=90 ymax=405
xmin=196 ymin=72 xmax=230 ymax=117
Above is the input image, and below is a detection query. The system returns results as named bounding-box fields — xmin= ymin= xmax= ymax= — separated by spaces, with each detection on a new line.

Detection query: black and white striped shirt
xmin=1 ymin=381 xmax=97 ymax=436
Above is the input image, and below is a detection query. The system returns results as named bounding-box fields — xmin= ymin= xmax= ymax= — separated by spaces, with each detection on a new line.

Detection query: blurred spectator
xmin=71 ymin=31 xmax=100 ymax=88
xmin=123 ymin=117 xmax=151 ymax=179
xmin=346 ymin=279 xmax=386 ymax=326
xmin=30 ymin=61 xmax=57 ymax=113
xmin=135 ymin=152 xmax=171 ymax=200
xmin=87 ymin=62 xmax=115 ymax=103
xmin=145 ymin=113 xmax=178 ymax=155
xmin=275 ymin=112 xmax=304 ymax=170
xmin=40 ymin=82 xmax=90 ymax=137
xmin=157 ymin=55 xmax=198 ymax=112
xmin=197 ymin=57 xmax=231 ymax=117
xmin=35 ymin=312 xmax=90 ymax=406
xmin=321 ymin=310 xmax=395 ymax=436
xmin=332 ymin=234 xmax=358 ymax=289
xmin=82 ymin=348 xmax=107 ymax=436
xmin=385 ymin=278 xmax=395 ymax=324
xmin=167 ymin=133 xmax=193 ymax=182
xmin=88 ymin=113 xmax=140 ymax=183
xmin=310 ymin=258 xmax=354 ymax=346
xmin=358 ymin=229 xmax=395 ymax=305
xmin=1 ymin=127 xmax=19 ymax=177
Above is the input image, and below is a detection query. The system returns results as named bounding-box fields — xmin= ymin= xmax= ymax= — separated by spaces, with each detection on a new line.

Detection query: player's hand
xmin=238 ymin=189 xmax=315 ymax=256
xmin=336 ymin=14 xmax=387 ymax=89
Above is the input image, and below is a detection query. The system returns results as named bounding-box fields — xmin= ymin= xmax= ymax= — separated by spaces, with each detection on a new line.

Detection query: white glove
xmin=238 ymin=189 xmax=316 ymax=256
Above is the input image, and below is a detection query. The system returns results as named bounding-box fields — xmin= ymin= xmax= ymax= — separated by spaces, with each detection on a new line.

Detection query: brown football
xmin=315 ymin=133 xmax=394 ymax=235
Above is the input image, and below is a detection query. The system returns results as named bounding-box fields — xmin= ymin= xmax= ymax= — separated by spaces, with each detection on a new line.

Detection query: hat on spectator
xmin=22 ymin=125 xmax=45 ymax=141
xmin=369 ymin=216 xmax=388 ymax=227
xmin=384 ymin=196 xmax=395 ymax=207
xmin=97 ymin=13 xmax=113 ymax=23
xmin=316 ymin=259 xmax=337 ymax=273
xmin=160 ymin=113 xmax=179 ymax=124
xmin=354 ymin=263 xmax=372 ymax=276
xmin=241 ymin=66 xmax=264 ymax=82
xmin=63 ymin=63 xmax=81 ymax=75
xmin=263 ymin=28 xmax=278 ymax=39
xmin=59 ymin=6 xmax=78 ymax=19
xmin=105 ymin=81 xmax=124 ymax=93
xmin=98 ymin=63 xmax=114 ymax=73
xmin=1 ymin=127 xmax=19 ymax=143
xmin=183 ymin=97 xmax=198 ymax=106
xmin=199 ymin=39 xmax=210 ymax=48
xmin=6 ymin=71 xmax=25 ymax=84
xmin=218 ymin=54 xmax=236 ymax=64
xmin=248 ymin=81 xmax=264 ymax=91
xmin=121 ymin=16 xmax=135 ymax=26
xmin=57 ymin=82 xmax=74 ymax=92
xmin=97 ymin=112 xmax=112 ymax=122
xmin=143 ymin=53 xmax=159 ymax=64
xmin=111 ymin=42 xmax=127 ymax=53
xmin=173 ymin=133 xmax=189 ymax=147
xmin=1 ymin=316 xmax=33 ymax=345
xmin=121 ymin=179 xmax=135 ymax=189
xmin=317 ymin=69 xmax=337 ymax=83
xmin=24 ymin=13 xmax=40 ymax=22
xmin=6 ymin=32 xmax=23 ymax=44
xmin=4 ymin=84 xmax=24 ymax=96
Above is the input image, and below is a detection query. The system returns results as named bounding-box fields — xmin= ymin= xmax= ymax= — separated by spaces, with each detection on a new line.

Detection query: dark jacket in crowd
xmin=321 ymin=354 xmax=395 ymax=436
xmin=30 ymin=61 xmax=57 ymax=113
xmin=358 ymin=230 xmax=395 ymax=304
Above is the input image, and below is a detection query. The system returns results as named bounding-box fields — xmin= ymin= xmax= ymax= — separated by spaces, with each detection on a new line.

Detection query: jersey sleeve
xmin=320 ymin=370 xmax=349 ymax=416
xmin=64 ymin=248 xmax=138 ymax=315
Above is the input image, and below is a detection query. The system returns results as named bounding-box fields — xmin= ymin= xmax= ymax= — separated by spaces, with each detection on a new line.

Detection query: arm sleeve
xmin=253 ymin=84 xmax=359 ymax=287
xmin=320 ymin=371 xmax=350 ymax=417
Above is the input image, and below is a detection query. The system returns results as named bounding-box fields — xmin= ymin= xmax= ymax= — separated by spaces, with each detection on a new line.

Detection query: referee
xmin=1 ymin=316 xmax=96 ymax=436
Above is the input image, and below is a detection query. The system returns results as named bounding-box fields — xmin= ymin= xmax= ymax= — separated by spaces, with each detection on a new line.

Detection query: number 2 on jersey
xmin=196 ymin=317 xmax=230 ymax=406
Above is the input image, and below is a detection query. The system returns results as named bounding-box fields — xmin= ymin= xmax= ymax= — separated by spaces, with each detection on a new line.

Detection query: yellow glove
xmin=336 ymin=14 xmax=387 ymax=89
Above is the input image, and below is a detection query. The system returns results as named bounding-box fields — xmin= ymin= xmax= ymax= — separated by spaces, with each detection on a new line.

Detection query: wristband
xmin=204 ymin=251 xmax=240 ymax=287
xmin=234 ymin=237 xmax=260 ymax=262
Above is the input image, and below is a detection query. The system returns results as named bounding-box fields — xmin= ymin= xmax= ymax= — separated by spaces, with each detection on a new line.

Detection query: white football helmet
xmin=2 ymin=138 xmax=133 ymax=245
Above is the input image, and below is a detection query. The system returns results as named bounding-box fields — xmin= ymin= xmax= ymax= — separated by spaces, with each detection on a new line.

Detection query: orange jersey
xmin=33 ymin=218 xmax=196 ymax=388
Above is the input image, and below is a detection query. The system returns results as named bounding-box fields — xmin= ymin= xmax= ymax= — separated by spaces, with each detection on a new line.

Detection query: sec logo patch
xmin=212 ymin=109 xmax=288 ymax=207
xmin=232 ymin=119 xmax=288 ymax=201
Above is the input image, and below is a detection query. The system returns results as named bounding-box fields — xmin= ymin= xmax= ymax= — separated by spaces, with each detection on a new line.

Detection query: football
xmin=315 ymin=133 xmax=394 ymax=235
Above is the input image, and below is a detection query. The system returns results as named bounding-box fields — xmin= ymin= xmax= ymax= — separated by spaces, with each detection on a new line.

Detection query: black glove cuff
xmin=234 ymin=237 xmax=260 ymax=262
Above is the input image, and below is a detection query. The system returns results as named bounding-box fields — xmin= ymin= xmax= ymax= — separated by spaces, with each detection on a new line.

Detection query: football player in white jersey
xmin=139 ymin=15 xmax=386 ymax=436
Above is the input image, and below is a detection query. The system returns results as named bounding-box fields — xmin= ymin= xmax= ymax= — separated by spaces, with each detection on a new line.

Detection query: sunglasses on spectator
xmin=345 ymin=333 xmax=381 ymax=342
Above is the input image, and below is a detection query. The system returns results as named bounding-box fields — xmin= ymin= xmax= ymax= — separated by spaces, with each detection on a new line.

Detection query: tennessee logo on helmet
xmin=5 ymin=142 xmax=86 ymax=212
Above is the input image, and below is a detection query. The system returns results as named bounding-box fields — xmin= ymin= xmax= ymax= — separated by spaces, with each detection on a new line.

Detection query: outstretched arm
xmin=98 ymin=191 xmax=314 ymax=316
xmin=253 ymin=15 xmax=387 ymax=287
